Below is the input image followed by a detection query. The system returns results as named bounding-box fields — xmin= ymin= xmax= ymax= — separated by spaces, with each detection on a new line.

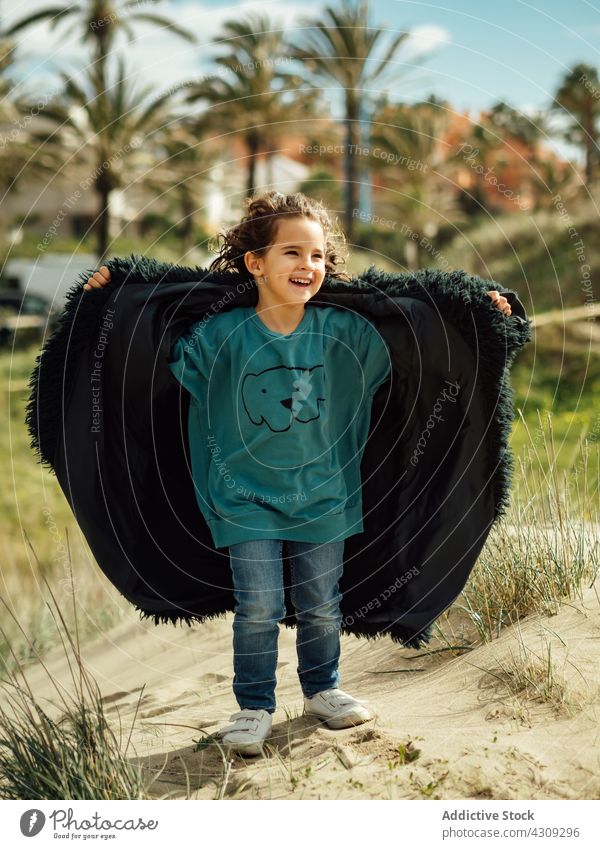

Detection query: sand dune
xmin=15 ymin=578 xmax=600 ymax=800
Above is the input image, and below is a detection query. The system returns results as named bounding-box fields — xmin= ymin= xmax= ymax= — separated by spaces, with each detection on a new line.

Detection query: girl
xmin=83 ymin=190 xmax=512 ymax=756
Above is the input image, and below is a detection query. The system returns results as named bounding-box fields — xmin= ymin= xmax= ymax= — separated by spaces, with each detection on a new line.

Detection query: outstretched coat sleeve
xmin=25 ymin=256 xmax=532 ymax=648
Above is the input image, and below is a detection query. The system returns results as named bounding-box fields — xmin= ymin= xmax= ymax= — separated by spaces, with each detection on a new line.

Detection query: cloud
xmin=403 ymin=25 xmax=450 ymax=59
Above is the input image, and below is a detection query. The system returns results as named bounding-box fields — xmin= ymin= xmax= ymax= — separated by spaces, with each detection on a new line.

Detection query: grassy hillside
xmin=438 ymin=201 xmax=600 ymax=314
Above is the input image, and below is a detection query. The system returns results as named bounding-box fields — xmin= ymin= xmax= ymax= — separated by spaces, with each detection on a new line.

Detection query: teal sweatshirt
xmin=167 ymin=303 xmax=391 ymax=548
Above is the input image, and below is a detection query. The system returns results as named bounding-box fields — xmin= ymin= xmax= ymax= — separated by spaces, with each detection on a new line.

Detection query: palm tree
xmin=289 ymin=0 xmax=413 ymax=241
xmin=442 ymin=104 xmax=506 ymax=217
xmin=484 ymin=101 xmax=548 ymax=208
xmin=0 ymin=38 xmax=54 ymax=221
xmin=552 ymin=63 xmax=600 ymax=185
xmin=186 ymin=12 xmax=319 ymax=197
xmin=450 ymin=101 xmax=548 ymax=216
xmin=370 ymin=97 xmax=458 ymax=269
xmin=0 ymin=37 xmax=27 ymax=250
xmin=0 ymin=37 xmax=19 ymax=193
xmin=3 ymin=0 xmax=196 ymax=82
xmin=144 ymin=122 xmax=221 ymax=254
xmin=487 ymin=101 xmax=545 ymax=148
xmin=30 ymin=57 xmax=190 ymax=258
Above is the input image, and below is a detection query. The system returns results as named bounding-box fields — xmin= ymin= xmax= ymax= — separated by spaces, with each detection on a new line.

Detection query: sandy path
xmin=13 ymin=576 xmax=600 ymax=800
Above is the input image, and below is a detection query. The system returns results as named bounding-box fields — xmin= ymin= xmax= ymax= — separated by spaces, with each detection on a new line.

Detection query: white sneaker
xmin=303 ymin=688 xmax=374 ymax=729
xmin=214 ymin=708 xmax=273 ymax=756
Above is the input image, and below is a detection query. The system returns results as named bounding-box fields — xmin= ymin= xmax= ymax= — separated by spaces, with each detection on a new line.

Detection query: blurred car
xmin=0 ymin=290 xmax=62 ymax=349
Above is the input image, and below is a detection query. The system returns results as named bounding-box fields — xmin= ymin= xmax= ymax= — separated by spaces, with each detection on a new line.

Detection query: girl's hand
xmin=486 ymin=290 xmax=511 ymax=316
xmin=83 ymin=266 xmax=111 ymax=291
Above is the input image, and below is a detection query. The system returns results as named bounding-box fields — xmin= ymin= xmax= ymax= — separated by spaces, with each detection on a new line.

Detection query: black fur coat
xmin=25 ymin=257 xmax=532 ymax=648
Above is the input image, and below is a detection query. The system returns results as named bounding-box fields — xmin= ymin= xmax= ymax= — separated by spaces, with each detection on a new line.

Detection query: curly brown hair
xmin=207 ymin=190 xmax=351 ymax=283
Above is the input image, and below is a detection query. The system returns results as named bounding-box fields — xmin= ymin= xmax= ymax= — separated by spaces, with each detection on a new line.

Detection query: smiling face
xmin=243 ymin=217 xmax=327 ymax=309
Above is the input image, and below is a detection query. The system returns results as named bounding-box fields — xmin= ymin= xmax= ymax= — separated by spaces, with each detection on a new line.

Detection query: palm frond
xmin=48 ymin=6 xmax=80 ymax=32
xmin=3 ymin=7 xmax=71 ymax=36
xmin=118 ymin=19 xmax=136 ymax=45
xmin=128 ymin=12 xmax=197 ymax=44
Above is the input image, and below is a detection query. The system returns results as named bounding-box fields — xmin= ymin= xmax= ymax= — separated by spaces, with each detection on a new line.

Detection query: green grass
xmin=445 ymin=406 xmax=600 ymax=645
xmin=0 ymin=346 xmax=128 ymax=673
xmin=345 ymin=198 xmax=600 ymax=315
xmin=438 ymin=202 xmax=600 ymax=313
xmin=2 ymin=230 xmax=210 ymax=266
xmin=505 ymin=305 xmax=600 ymax=503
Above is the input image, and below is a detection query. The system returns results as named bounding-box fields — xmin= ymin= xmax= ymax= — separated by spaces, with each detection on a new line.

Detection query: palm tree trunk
xmin=95 ymin=174 xmax=112 ymax=261
xmin=246 ymin=130 xmax=260 ymax=197
xmin=344 ymin=94 xmax=360 ymax=242
xmin=95 ymin=32 xmax=110 ymax=87
xmin=181 ymin=193 xmax=195 ymax=253
xmin=266 ymin=148 xmax=274 ymax=187
xmin=404 ymin=234 xmax=421 ymax=271
xmin=584 ymin=112 xmax=595 ymax=184
xmin=96 ymin=196 xmax=110 ymax=261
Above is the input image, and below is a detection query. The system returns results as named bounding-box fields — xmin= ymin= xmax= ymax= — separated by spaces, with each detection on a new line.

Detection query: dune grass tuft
xmin=454 ymin=409 xmax=600 ymax=644
xmin=0 ymin=562 xmax=150 ymax=800
xmin=475 ymin=626 xmax=593 ymax=719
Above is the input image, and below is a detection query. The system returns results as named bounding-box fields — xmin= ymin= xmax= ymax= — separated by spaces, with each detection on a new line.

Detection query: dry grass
xmin=472 ymin=624 xmax=595 ymax=725
xmin=453 ymin=409 xmax=599 ymax=644
xmin=0 ymin=568 xmax=152 ymax=799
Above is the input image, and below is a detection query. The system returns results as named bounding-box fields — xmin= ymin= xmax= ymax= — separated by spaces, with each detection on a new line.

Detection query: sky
xmin=2 ymin=0 xmax=599 ymax=133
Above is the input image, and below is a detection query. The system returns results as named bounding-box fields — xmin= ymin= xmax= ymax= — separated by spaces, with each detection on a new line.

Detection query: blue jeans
xmin=227 ymin=538 xmax=345 ymax=714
